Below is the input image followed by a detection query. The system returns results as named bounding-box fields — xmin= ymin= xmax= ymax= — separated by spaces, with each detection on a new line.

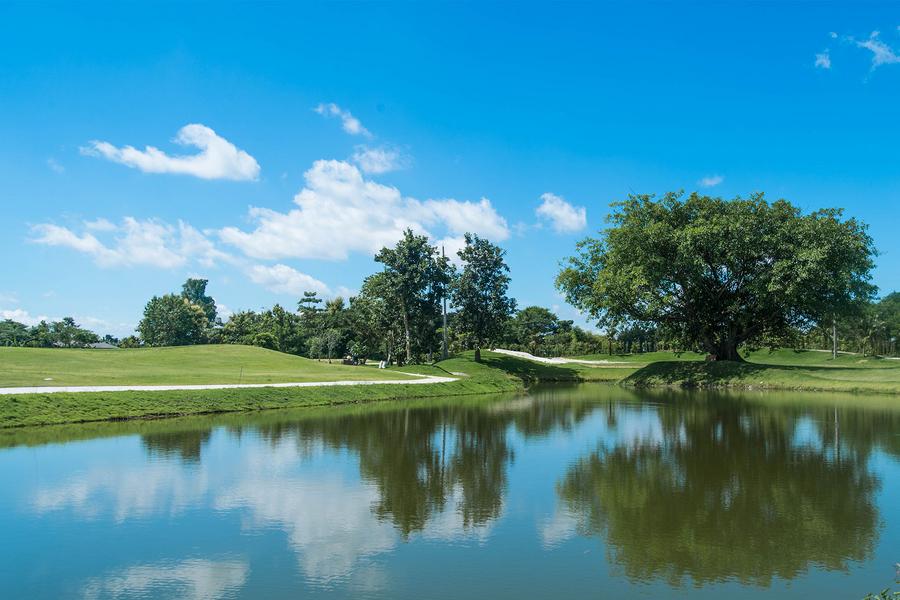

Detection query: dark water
xmin=1 ymin=385 xmax=899 ymax=599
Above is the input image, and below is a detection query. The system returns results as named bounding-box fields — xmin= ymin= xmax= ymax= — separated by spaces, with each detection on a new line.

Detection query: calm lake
xmin=1 ymin=385 xmax=898 ymax=599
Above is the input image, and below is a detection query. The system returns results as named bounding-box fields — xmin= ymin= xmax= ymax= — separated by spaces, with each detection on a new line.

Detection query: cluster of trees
xmin=498 ymin=306 xmax=607 ymax=357
xmin=801 ymin=292 xmax=900 ymax=356
xmin=130 ymin=230 xmax=636 ymax=362
xmin=7 ymin=192 xmax=895 ymax=362
xmin=137 ymin=279 xmax=219 ymax=347
xmin=218 ymin=295 xmax=349 ymax=361
xmin=0 ymin=316 xmax=112 ymax=348
xmin=135 ymin=231 xmax=518 ymax=364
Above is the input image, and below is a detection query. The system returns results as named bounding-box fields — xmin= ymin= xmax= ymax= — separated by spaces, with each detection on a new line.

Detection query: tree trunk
xmin=711 ymin=339 xmax=744 ymax=362
xmin=474 ymin=346 xmax=481 ymax=362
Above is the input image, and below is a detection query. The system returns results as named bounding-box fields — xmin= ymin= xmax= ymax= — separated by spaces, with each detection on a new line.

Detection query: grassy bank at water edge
xmin=0 ymin=351 xmax=524 ymax=428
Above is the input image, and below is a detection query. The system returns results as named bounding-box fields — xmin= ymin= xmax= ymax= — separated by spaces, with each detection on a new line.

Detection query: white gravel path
xmin=491 ymin=348 xmax=631 ymax=365
xmin=0 ymin=372 xmax=458 ymax=395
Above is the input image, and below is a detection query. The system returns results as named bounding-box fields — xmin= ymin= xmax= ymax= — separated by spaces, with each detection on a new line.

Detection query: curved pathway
xmin=491 ymin=348 xmax=631 ymax=365
xmin=0 ymin=372 xmax=458 ymax=395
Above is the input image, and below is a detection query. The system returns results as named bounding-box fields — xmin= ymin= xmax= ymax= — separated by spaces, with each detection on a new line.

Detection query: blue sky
xmin=1 ymin=2 xmax=899 ymax=337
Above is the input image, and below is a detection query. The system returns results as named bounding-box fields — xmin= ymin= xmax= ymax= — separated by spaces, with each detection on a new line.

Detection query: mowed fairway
xmin=0 ymin=345 xmax=417 ymax=387
xmin=602 ymin=348 xmax=900 ymax=394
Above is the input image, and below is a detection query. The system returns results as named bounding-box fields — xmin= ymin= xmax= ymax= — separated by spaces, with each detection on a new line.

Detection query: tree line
xmin=128 ymin=230 xmax=609 ymax=363
xmin=0 ymin=317 xmax=113 ymax=348
xmin=3 ymin=193 xmax=896 ymax=360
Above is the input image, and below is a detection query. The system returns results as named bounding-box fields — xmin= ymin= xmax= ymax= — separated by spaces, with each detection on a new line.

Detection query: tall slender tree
xmin=451 ymin=233 xmax=516 ymax=361
xmin=181 ymin=278 xmax=218 ymax=325
xmin=375 ymin=229 xmax=452 ymax=363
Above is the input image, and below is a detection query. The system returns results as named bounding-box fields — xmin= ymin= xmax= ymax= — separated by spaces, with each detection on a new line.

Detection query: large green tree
xmin=451 ymin=233 xmax=516 ymax=361
xmin=508 ymin=306 xmax=562 ymax=356
xmin=375 ymin=229 xmax=452 ymax=364
xmin=557 ymin=192 xmax=876 ymax=361
xmin=0 ymin=319 xmax=30 ymax=346
xmin=180 ymin=278 xmax=218 ymax=325
xmin=138 ymin=294 xmax=208 ymax=346
xmin=350 ymin=272 xmax=405 ymax=363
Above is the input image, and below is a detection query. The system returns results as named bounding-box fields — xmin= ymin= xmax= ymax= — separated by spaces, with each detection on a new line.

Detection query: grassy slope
xmin=0 ymin=345 xmax=417 ymax=387
xmin=616 ymin=348 xmax=900 ymax=393
xmin=0 ymin=353 xmax=523 ymax=428
xmin=478 ymin=351 xmax=636 ymax=383
xmin=571 ymin=350 xmax=707 ymax=364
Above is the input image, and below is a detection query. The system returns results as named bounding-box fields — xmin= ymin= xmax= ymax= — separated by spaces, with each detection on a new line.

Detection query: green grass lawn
xmin=0 ymin=344 xmax=417 ymax=387
xmin=478 ymin=351 xmax=637 ymax=383
xmin=611 ymin=348 xmax=900 ymax=394
xmin=0 ymin=350 xmax=524 ymax=428
xmin=571 ymin=350 xmax=707 ymax=364
xmin=571 ymin=347 xmax=899 ymax=369
xmin=1 ymin=345 xmax=897 ymax=429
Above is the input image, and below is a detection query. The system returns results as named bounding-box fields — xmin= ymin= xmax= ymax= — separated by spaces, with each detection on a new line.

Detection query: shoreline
xmin=0 ymin=356 xmax=523 ymax=429
xmin=3 ymin=350 xmax=898 ymax=430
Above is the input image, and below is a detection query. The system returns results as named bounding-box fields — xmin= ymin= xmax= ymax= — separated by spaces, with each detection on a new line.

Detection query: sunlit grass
xmin=0 ymin=344 xmax=417 ymax=387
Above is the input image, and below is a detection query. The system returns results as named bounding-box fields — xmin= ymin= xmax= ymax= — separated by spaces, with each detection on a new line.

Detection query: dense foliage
xmin=451 ymin=233 xmax=516 ymax=361
xmin=0 ymin=317 xmax=102 ymax=348
xmin=374 ymin=229 xmax=453 ymax=363
xmin=138 ymin=294 xmax=208 ymax=347
xmin=557 ymin=192 xmax=877 ymax=361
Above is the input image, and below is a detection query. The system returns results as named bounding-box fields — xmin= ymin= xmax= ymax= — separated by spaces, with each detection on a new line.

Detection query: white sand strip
xmin=0 ymin=372 xmax=457 ymax=395
xmin=491 ymin=348 xmax=631 ymax=365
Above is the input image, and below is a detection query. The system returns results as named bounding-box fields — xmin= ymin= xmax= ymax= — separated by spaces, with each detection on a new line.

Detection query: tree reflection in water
xmin=248 ymin=397 xmax=590 ymax=537
xmin=557 ymin=398 xmax=885 ymax=587
xmin=108 ymin=387 xmax=900 ymax=587
xmin=141 ymin=429 xmax=212 ymax=464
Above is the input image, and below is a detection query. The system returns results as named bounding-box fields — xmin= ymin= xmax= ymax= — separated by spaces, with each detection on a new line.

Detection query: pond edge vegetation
xmin=3 ymin=348 xmax=900 ymax=429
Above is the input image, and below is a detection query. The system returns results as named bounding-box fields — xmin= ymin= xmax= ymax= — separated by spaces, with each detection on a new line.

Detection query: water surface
xmin=1 ymin=385 xmax=898 ymax=598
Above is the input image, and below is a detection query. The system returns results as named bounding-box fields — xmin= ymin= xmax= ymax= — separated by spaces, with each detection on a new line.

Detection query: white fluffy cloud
xmin=314 ymin=103 xmax=372 ymax=137
xmin=84 ymin=217 xmax=117 ymax=232
xmin=433 ymin=236 xmax=468 ymax=266
xmin=351 ymin=145 xmax=406 ymax=174
xmin=247 ymin=264 xmax=330 ymax=296
xmin=220 ymin=159 xmax=509 ymax=261
xmin=31 ymin=218 xmax=228 ymax=269
xmin=0 ymin=308 xmax=51 ymax=326
xmin=854 ymin=31 xmax=900 ymax=69
xmin=81 ymin=124 xmax=260 ymax=181
xmin=535 ymin=192 xmax=587 ymax=233
xmin=815 ymin=50 xmax=831 ymax=69
xmin=698 ymin=174 xmax=724 ymax=188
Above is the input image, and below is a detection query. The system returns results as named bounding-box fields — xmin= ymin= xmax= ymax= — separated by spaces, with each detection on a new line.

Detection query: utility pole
xmin=832 ymin=318 xmax=838 ymax=360
xmin=442 ymin=245 xmax=449 ymax=360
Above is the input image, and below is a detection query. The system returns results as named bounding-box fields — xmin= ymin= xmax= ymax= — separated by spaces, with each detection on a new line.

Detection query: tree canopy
xmin=0 ymin=317 xmax=100 ymax=347
xmin=181 ymin=278 xmax=218 ymax=325
xmin=138 ymin=294 xmax=208 ymax=346
xmin=375 ymin=229 xmax=453 ymax=363
xmin=556 ymin=192 xmax=876 ymax=360
xmin=451 ymin=233 xmax=516 ymax=361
